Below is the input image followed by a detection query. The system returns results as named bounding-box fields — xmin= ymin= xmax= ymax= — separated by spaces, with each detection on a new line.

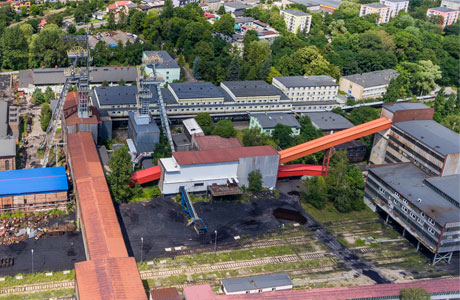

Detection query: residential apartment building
xmin=339 ymin=69 xmax=398 ymax=100
xmin=365 ymin=163 xmax=459 ymax=264
xmin=272 ymin=75 xmax=340 ymax=111
xmin=281 ymin=9 xmax=312 ymax=33
xmin=370 ymin=102 xmax=460 ymax=177
xmin=380 ymin=0 xmax=409 ymax=17
xmin=142 ymin=51 xmax=180 ymax=86
xmin=249 ymin=112 xmax=301 ymax=136
xmin=359 ymin=3 xmax=391 ymax=24
xmin=202 ymin=0 xmax=223 ymax=12
xmin=427 ymin=7 xmax=459 ymax=27
xmin=441 ymin=0 xmax=460 ymax=10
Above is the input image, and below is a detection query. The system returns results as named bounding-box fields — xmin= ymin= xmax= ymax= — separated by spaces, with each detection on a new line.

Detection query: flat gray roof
xmin=224 ymin=1 xmax=249 ymax=9
xmin=17 ymin=70 xmax=33 ymax=88
xmin=429 ymin=6 xmax=458 ymax=12
xmin=169 ymin=82 xmax=224 ymax=99
xmin=383 ymin=102 xmax=430 ymax=113
xmin=342 ymin=69 xmax=398 ymax=88
xmin=425 ymin=175 xmax=460 ymax=207
xmin=290 ymin=0 xmax=341 ymax=8
xmin=251 ymin=112 xmax=300 ymax=129
xmin=0 ymin=101 xmax=7 ymax=138
xmin=393 ymin=120 xmax=460 ymax=156
xmin=128 ymin=112 xmax=160 ymax=134
xmin=304 ymin=112 xmax=354 ymax=131
xmin=93 ymin=86 xmax=139 ymax=106
xmin=274 ymin=75 xmax=337 ymax=88
xmin=221 ymin=81 xmax=289 ymax=99
xmin=364 ymin=2 xmax=389 ymax=8
xmin=0 ymin=138 xmax=16 ymax=157
xmin=283 ymin=9 xmax=310 ymax=16
xmin=222 ymin=273 xmax=292 ymax=293
xmin=143 ymin=51 xmax=180 ymax=69
xmin=369 ymin=163 xmax=460 ymax=226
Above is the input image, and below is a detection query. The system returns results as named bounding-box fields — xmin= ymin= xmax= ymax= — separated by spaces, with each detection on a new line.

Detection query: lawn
xmin=0 ymin=270 xmax=74 ymax=289
xmin=302 ymin=202 xmax=378 ymax=224
xmin=0 ymin=289 xmax=74 ymax=300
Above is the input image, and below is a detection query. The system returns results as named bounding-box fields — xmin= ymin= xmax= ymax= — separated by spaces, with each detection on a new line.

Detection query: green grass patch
xmin=0 ymin=288 xmax=74 ymax=300
xmin=0 ymin=270 xmax=74 ymax=289
xmin=302 ymin=202 xmax=378 ymax=224
xmin=131 ymin=185 xmax=161 ymax=202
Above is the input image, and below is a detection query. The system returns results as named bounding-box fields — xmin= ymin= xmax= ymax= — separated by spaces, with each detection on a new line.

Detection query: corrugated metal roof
xmin=342 ymin=69 xmax=398 ymax=88
xmin=75 ymin=257 xmax=146 ymax=300
xmin=0 ymin=167 xmax=68 ymax=196
xmin=185 ymin=279 xmax=460 ymax=300
xmin=67 ymin=132 xmax=127 ymax=260
xmin=194 ymin=136 xmax=242 ymax=151
xmin=222 ymin=273 xmax=292 ymax=293
xmin=150 ymin=287 xmax=181 ymax=300
xmin=173 ymin=146 xmax=278 ymax=166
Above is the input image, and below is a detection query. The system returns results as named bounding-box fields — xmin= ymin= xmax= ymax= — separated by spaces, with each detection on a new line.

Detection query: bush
xmin=300 ymin=176 xmax=327 ymax=209
xmin=248 ymin=169 xmax=263 ymax=192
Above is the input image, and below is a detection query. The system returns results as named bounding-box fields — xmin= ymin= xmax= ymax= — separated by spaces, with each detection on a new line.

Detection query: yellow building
xmin=281 ymin=9 xmax=312 ymax=34
xmin=359 ymin=3 xmax=391 ymax=24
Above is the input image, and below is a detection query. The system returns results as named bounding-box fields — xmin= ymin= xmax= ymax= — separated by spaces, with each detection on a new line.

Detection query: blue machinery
xmin=179 ymin=186 xmax=207 ymax=235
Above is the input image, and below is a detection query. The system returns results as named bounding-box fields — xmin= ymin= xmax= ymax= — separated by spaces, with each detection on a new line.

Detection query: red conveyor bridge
xmin=131 ymin=117 xmax=392 ymax=184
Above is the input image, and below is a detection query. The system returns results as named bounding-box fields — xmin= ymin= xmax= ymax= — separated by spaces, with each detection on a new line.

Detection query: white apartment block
xmin=272 ymin=75 xmax=339 ymax=102
xmin=281 ymin=9 xmax=312 ymax=34
xmin=359 ymin=3 xmax=391 ymax=24
xmin=380 ymin=0 xmax=409 ymax=17
xmin=441 ymin=0 xmax=460 ymax=10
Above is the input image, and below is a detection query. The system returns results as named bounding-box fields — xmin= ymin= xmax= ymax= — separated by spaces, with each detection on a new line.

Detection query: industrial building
xmin=173 ymin=118 xmax=204 ymax=151
xmin=305 ymin=111 xmax=367 ymax=162
xmin=370 ymin=103 xmax=460 ymax=176
xmin=0 ymin=167 xmax=68 ymax=212
xmin=17 ymin=66 xmax=138 ymax=95
xmin=191 ymin=135 xmax=241 ymax=151
xmin=249 ymin=112 xmax=301 ymax=136
xmin=159 ymin=145 xmax=279 ymax=194
xmin=142 ymin=51 xmax=181 ymax=85
xmin=184 ymin=279 xmax=460 ymax=300
xmin=0 ymin=101 xmax=16 ymax=171
xmin=339 ymin=69 xmax=398 ymax=100
xmin=364 ymin=163 xmax=460 ymax=264
xmin=221 ymin=273 xmax=292 ymax=295
xmin=128 ymin=111 xmax=160 ymax=154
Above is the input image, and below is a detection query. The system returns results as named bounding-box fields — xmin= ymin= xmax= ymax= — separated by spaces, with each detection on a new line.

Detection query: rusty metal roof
xmin=150 ymin=287 xmax=181 ymax=300
xmin=173 ymin=146 xmax=278 ymax=166
xmin=194 ymin=136 xmax=242 ymax=151
xmin=67 ymin=132 xmax=128 ymax=259
xmin=75 ymin=257 xmax=146 ymax=300
xmin=64 ymin=91 xmax=101 ymax=126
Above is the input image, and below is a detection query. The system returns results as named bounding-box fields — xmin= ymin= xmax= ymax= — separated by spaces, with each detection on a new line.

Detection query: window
xmin=421 ymin=212 xmax=425 ymax=218
xmin=410 ymin=212 xmax=416 ymax=219
xmin=194 ymin=183 xmax=204 ymax=187
xmin=393 ymin=199 xmax=398 ymax=205
xmin=428 ymin=218 xmax=435 ymax=225
xmin=403 ymin=199 xmax=408 ymax=204
xmin=428 ymin=227 xmax=435 ymax=235
xmin=402 ymin=206 xmax=408 ymax=213
xmin=394 ymin=192 xmax=400 ymax=199
xmin=272 ymin=288 xmax=276 ymax=291
xmin=417 ymin=217 xmax=424 ymax=225
xmin=379 ymin=187 xmax=385 ymax=195
xmin=5 ymin=160 xmax=9 ymax=170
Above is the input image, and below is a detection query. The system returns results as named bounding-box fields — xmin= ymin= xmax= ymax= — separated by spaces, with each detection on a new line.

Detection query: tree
xmin=213 ymin=13 xmax=234 ymax=36
xmin=217 ymin=5 xmax=225 ymax=15
xmin=383 ymin=75 xmax=410 ymax=102
xmin=107 ymin=11 xmax=116 ymax=30
xmin=33 ymin=88 xmax=45 ymax=105
xmin=40 ymin=103 xmax=52 ymax=131
xmin=102 ymin=80 xmax=109 ymax=87
xmin=19 ymin=23 xmax=34 ymax=42
xmin=226 ymin=57 xmax=241 ymax=81
xmin=153 ymin=133 xmax=172 ymax=164
xmin=400 ymin=288 xmax=430 ymax=300
xmin=245 ymin=40 xmax=270 ymax=65
xmin=248 ymin=169 xmax=263 ymax=192
xmin=211 ymin=120 xmax=237 ymax=138
xmin=266 ymin=67 xmax=281 ymax=83
xmin=1 ymin=26 xmax=29 ymax=70
xmin=107 ymin=146 xmax=138 ymax=203
xmin=398 ymin=60 xmax=441 ymax=96
xmin=347 ymin=107 xmax=380 ymax=125
xmin=242 ymin=128 xmax=276 ymax=148
xmin=272 ymin=123 xmax=294 ymax=149
xmin=67 ymin=24 xmax=76 ymax=34
xmin=44 ymin=86 xmax=55 ymax=102
xmin=29 ymin=25 xmax=69 ymax=68
xmin=118 ymin=78 xmax=126 ymax=86
xmin=161 ymin=0 xmax=174 ymax=19
xmin=129 ymin=10 xmax=146 ymax=33
xmin=195 ymin=113 xmax=214 ymax=135
xmin=301 ymin=176 xmax=327 ymax=209
xmin=441 ymin=114 xmax=460 ymax=134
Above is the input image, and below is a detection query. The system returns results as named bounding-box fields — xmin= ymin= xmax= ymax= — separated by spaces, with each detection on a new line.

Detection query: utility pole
xmin=31 ymin=249 xmax=34 ymax=273
xmin=140 ymin=237 xmax=144 ymax=262
xmin=214 ymin=230 xmax=218 ymax=257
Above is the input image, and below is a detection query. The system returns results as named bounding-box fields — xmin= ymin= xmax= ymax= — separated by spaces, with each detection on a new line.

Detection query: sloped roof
xmin=342 ymin=69 xmax=398 ymax=88
xmin=222 ymin=273 xmax=292 ymax=293
xmin=251 ymin=113 xmax=300 ymax=129
xmin=194 ymin=135 xmax=242 ymax=150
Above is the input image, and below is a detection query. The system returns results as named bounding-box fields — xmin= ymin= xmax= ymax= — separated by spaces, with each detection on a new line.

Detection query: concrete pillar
xmin=402 ymin=228 xmax=405 ymax=238
xmin=385 ymin=214 xmax=389 ymax=225
xmin=416 ymin=241 xmax=420 ymax=251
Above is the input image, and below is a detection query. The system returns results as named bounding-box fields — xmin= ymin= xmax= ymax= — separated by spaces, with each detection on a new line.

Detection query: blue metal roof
xmin=0 ymin=167 xmax=68 ymax=197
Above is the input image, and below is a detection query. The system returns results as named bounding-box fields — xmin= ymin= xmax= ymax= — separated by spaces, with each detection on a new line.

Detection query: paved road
xmin=75 ymin=21 xmax=107 ymax=31
xmin=181 ymin=64 xmax=197 ymax=83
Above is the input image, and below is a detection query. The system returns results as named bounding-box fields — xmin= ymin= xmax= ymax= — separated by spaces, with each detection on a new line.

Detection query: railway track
xmin=140 ymin=251 xmax=332 ymax=279
xmin=0 ymin=280 xmax=74 ymax=296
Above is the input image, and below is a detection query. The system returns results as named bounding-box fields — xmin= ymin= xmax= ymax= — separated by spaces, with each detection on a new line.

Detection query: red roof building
xmin=192 ymin=135 xmax=242 ymax=151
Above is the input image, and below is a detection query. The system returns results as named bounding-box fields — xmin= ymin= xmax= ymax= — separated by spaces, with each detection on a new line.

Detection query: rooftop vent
xmin=417 ymin=198 xmax=422 ymax=202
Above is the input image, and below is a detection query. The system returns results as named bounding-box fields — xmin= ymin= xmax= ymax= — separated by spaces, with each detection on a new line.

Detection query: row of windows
xmin=291 ymin=96 xmax=336 ymax=101
xmin=287 ymin=91 xmax=335 ymax=96
xmin=287 ymin=86 xmax=335 ymax=91
xmin=391 ymin=128 xmax=445 ymax=162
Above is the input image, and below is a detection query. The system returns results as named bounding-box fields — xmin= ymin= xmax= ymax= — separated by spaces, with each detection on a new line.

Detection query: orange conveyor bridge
xmin=131 ymin=117 xmax=392 ymax=184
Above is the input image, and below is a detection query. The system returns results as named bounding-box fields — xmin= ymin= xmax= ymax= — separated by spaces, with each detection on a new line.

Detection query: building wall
xmin=380 ymin=107 xmax=434 ymax=123
xmin=0 ymin=191 xmax=67 ymax=213
xmin=144 ymin=67 xmax=180 ymax=86
xmin=427 ymin=8 xmax=460 ymax=27
xmin=0 ymin=156 xmax=15 ymax=171
xmin=282 ymin=11 xmax=311 ymax=33
xmin=362 ymin=84 xmax=389 ymax=98
xmin=223 ymin=284 xmax=292 ymax=295
xmin=272 ymin=79 xmax=338 ymax=103
xmin=161 ymin=161 xmax=239 ymax=194
xmin=249 ymin=116 xmax=300 ymax=136
xmin=443 ymin=153 xmax=460 ymax=176
xmin=339 ymin=77 xmax=363 ymax=100
xmin=441 ymin=0 xmax=460 ymax=10
xmin=369 ymin=129 xmax=391 ymax=165
xmin=359 ymin=5 xmax=391 ymax=24
xmin=237 ymin=154 xmax=280 ymax=190
xmin=380 ymin=0 xmax=409 ymax=17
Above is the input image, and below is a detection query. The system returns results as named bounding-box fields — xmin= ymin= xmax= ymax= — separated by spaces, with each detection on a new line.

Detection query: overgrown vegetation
xmin=248 ymin=169 xmax=263 ymax=192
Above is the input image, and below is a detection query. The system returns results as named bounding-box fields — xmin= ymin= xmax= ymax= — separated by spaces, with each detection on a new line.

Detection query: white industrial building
xmin=158 ymin=146 xmax=279 ymax=194
xmin=221 ymin=273 xmax=293 ymax=295
xmin=142 ymin=51 xmax=181 ymax=86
